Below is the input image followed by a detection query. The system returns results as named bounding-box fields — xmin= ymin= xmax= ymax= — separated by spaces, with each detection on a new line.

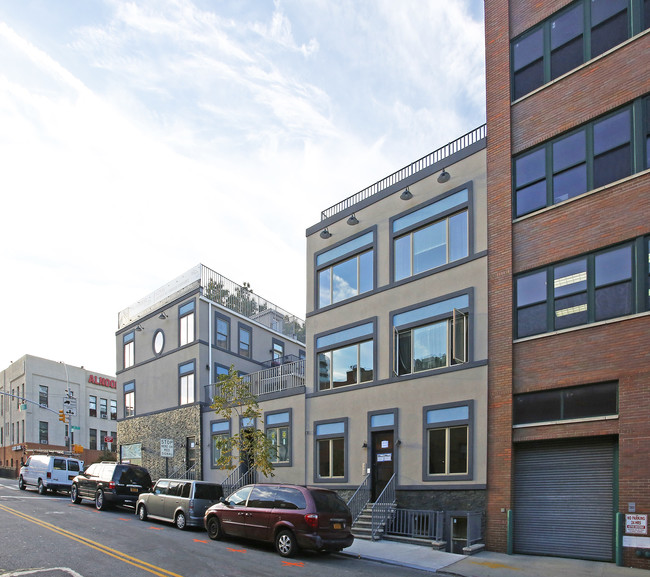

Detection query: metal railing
xmin=205 ymin=359 xmax=305 ymax=403
xmin=221 ymin=465 xmax=257 ymax=496
xmin=347 ymin=473 xmax=371 ymax=524
xmin=371 ymin=473 xmax=396 ymax=540
xmin=320 ymin=124 xmax=486 ymax=221
xmin=169 ymin=463 xmax=197 ymax=480
xmin=387 ymin=508 xmax=445 ymax=541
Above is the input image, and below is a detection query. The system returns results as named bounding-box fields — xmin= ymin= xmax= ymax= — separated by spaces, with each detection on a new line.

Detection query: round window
xmin=153 ymin=330 xmax=165 ymax=355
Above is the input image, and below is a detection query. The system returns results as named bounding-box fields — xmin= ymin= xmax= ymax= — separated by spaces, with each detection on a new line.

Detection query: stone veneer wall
xmin=117 ymin=404 xmax=202 ymax=482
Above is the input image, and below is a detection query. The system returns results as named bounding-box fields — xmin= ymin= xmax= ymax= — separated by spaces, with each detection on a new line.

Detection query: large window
xmin=238 ymin=324 xmax=252 ymax=358
xmin=99 ymin=398 xmax=108 ymax=419
xmin=317 ymin=231 xmax=374 ymax=308
xmin=266 ymin=410 xmax=291 ymax=465
xmin=424 ymin=402 xmax=472 ymax=480
xmin=271 ymin=339 xmax=284 ymax=366
xmin=511 ymin=0 xmax=644 ymax=100
xmin=38 ymin=385 xmax=48 ymax=408
xmin=39 ymin=421 xmax=48 ymax=444
xmin=179 ymin=301 xmax=195 ymax=346
xmin=316 ymin=322 xmax=374 ymax=390
xmin=393 ymin=189 xmax=469 ymax=281
xmin=393 ymin=295 xmax=469 ymax=376
xmin=315 ymin=420 xmax=347 ymax=482
xmin=211 ymin=421 xmax=230 ymax=468
xmin=124 ymin=382 xmax=135 ymax=418
xmin=179 ymin=361 xmax=195 ymax=405
xmin=123 ymin=331 xmax=135 ymax=369
xmin=216 ymin=313 xmax=230 ymax=350
xmin=110 ymin=400 xmax=117 ymax=420
xmin=516 ymin=240 xmax=644 ymax=338
xmin=513 ymin=101 xmax=647 ymax=217
xmin=89 ymin=395 xmax=97 ymax=417
xmin=89 ymin=428 xmax=97 ymax=450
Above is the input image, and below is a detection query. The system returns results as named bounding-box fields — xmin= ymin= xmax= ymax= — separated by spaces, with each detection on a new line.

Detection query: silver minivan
xmin=136 ymin=479 xmax=223 ymax=529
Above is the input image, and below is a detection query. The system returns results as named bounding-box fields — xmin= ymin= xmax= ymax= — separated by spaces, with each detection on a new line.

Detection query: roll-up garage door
xmin=514 ymin=437 xmax=615 ymax=561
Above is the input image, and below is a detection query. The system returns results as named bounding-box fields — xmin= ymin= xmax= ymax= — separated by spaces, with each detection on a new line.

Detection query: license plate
xmin=333 ymin=522 xmax=342 ymax=530
xmin=130 ymin=487 xmax=138 ymax=493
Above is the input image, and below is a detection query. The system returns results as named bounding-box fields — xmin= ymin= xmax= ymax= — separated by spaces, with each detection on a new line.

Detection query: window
xmin=111 ymin=431 xmax=117 ymax=446
xmin=179 ymin=301 xmax=195 ymax=346
xmin=514 ymin=382 xmax=618 ymax=426
xmin=99 ymin=398 xmax=108 ymax=419
xmin=317 ymin=231 xmax=374 ymax=308
xmin=315 ymin=420 xmax=347 ymax=481
xmin=393 ymin=189 xmax=469 ymax=281
xmin=39 ymin=385 xmax=48 ymax=408
xmin=123 ymin=331 xmax=135 ymax=369
xmin=211 ymin=420 xmax=230 ymax=468
xmin=100 ymin=430 xmax=108 ymax=451
xmin=110 ymin=400 xmax=117 ymax=420
xmin=424 ymin=402 xmax=472 ymax=480
xmin=516 ymin=241 xmax=642 ymax=338
xmin=238 ymin=324 xmax=252 ymax=358
xmin=393 ymin=294 xmax=469 ymax=376
xmin=271 ymin=339 xmax=284 ymax=366
xmin=513 ymin=100 xmax=644 ymax=217
xmin=124 ymin=382 xmax=135 ymax=418
xmin=511 ymin=0 xmax=637 ymax=100
xmin=89 ymin=395 xmax=97 ymax=417
xmin=266 ymin=411 xmax=291 ymax=464
xmin=39 ymin=421 xmax=48 ymax=444
xmin=89 ymin=428 xmax=97 ymax=450
xmin=316 ymin=322 xmax=374 ymax=390
xmin=179 ymin=361 xmax=195 ymax=405
xmin=216 ymin=313 xmax=230 ymax=350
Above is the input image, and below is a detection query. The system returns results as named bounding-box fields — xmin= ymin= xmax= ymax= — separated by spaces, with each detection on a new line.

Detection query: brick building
xmin=484 ymin=0 xmax=650 ymax=567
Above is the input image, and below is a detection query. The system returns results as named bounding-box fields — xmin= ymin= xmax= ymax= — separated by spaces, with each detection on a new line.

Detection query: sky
xmin=0 ymin=0 xmax=486 ymax=376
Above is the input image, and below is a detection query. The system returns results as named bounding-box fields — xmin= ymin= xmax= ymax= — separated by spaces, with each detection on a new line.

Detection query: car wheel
xmin=18 ymin=476 xmax=25 ymax=490
xmin=275 ymin=530 xmax=297 ymax=558
xmin=37 ymin=479 xmax=47 ymax=495
xmin=175 ymin=511 xmax=186 ymax=530
xmin=206 ymin=516 xmax=223 ymax=540
xmin=71 ymin=484 xmax=81 ymax=504
xmin=95 ymin=489 xmax=107 ymax=511
xmin=138 ymin=504 xmax=148 ymax=521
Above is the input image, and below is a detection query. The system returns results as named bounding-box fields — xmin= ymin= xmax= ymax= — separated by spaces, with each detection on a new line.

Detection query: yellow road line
xmin=0 ymin=503 xmax=186 ymax=577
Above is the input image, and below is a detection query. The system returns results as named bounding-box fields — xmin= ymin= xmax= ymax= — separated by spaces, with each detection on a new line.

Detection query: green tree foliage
xmin=210 ymin=366 xmax=276 ymax=477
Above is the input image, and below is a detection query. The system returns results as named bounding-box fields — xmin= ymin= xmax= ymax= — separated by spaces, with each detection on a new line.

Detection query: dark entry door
xmin=371 ymin=430 xmax=394 ymax=501
xmin=186 ymin=436 xmax=196 ymax=470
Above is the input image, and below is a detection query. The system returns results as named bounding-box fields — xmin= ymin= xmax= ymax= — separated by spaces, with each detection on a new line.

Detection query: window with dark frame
xmin=266 ymin=411 xmax=291 ymax=464
xmin=100 ymin=398 xmax=108 ymax=419
xmin=179 ymin=361 xmax=195 ymax=405
xmin=216 ymin=314 xmax=230 ymax=350
xmin=39 ymin=421 xmax=48 ymax=444
xmin=124 ymin=382 xmax=135 ymax=417
xmin=89 ymin=428 xmax=97 ymax=450
xmin=38 ymin=385 xmax=48 ymax=408
xmin=238 ymin=325 xmax=251 ymax=358
xmin=424 ymin=404 xmax=471 ymax=479
xmin=179 ymin=301 xmax=195 ymax=347
xmin=89 ymin=395 xmax=97 ymax=417
xmin=123 ymin=331 xmax=135 ymax=369
xmin=315 ymin=421 xmax=346 ymax=480
xmin=110 ymin=400 xmax=117 ymax=420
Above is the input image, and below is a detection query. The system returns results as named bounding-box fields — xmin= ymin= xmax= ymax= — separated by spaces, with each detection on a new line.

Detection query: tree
xmin=210 ymin=366 xmax=276 ymax=477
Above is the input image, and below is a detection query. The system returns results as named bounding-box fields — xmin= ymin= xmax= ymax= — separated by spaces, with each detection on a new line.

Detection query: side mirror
xmin=219 ymin=496 xmax=228 ymax=505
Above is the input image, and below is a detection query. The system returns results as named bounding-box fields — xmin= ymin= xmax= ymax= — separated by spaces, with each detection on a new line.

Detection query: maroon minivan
xmin=204 ymin=483 xmax=354 ymax=557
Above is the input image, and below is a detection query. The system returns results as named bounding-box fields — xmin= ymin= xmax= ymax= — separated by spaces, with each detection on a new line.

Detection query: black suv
xmin=70 ymin=462 xmax=152 ymax=510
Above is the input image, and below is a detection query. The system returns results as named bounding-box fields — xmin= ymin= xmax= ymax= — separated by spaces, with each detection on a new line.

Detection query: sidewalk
xmin=340 ymin=538 xmax=649 ymax=576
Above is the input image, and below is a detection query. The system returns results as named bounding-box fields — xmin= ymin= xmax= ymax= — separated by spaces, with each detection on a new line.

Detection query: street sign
xmin=71 ymin=425 xmax=80 ymax=430
xmin=104 ymin=436 xmax=114 ymax=443
xmin=160 ymin=438 xmax=174 ymax=457
xmin=63 ymin=398 xmax=77 ymax=416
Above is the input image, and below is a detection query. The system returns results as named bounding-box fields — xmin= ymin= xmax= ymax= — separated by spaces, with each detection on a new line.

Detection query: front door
xmin=186 ymin=437 xmax=196 ymax=471
xmin=371 ymin=430 xmax=394 ymax=501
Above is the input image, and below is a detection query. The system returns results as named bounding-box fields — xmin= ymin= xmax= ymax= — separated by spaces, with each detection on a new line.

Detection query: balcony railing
xmin=205 ymin=359 xmax=305 ymax=403
xmin=320 ymin=124 xmax=486 ymax=222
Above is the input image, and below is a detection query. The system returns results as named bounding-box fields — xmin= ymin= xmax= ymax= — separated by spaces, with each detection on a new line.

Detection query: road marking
xmin=193 ymin=539 xmax=209 ymax=543
xmin=226 ymin=547 xmax=246 ymax=553
xmin=149 ymin=527 xmax=164 ymax=530
xmin=118 ymin=517 xmax=131 ymax=521
xmin=0 ymin=567 xmax=85 ymax=577
xmin=0 ymin=503 xmax=185 ymax=577
xmin=281 ymin=561 xmax=305 ymax=567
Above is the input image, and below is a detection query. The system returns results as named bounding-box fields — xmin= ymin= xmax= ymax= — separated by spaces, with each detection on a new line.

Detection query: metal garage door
xmin=514 ymin=437 xmax=615 ymax=561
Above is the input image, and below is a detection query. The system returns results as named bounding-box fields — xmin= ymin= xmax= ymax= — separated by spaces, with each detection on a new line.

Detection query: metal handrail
xmin=221 ymin=466 xmax=257 ymax=496
xmin=371 ymin=473 xmax=396 ymax=540
xmin=320 ymin=124 xmax=486 ymax=221
xmin=347 ymin=473 xmax=371 ymax=524
xmin=387 ymin=508 xmax=445 ymax=541
xmin=169 ymin=463 xmax=197 ymax=480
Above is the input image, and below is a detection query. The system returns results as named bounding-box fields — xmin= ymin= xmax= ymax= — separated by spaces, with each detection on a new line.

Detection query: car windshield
xmin=310 ymin=490 xmax=350 ymax=514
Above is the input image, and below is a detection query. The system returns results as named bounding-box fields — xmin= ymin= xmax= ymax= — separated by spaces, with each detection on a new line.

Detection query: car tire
xmin=206 ymin=516 xmax=223 ymax=540
xmin=37 ymin=479 xmax=47 ymax=495
xmin=138 ymin=504 xmax=148 ymax=521
xmin=95 ymin=489 xmax=107 ymax=511
xmin=175 ymin=511 xmax=186 ymax=530
xmin=18 ymin=476 xmax=25 ymax=490
xmin=71 ymin=484 xmax=81 ymax=504
xmin=275 ymin=529 xmax=297 ymax=558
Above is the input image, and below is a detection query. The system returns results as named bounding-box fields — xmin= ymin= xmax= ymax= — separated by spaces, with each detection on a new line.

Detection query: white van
xmin=19 ymin=454 xmax=84 ymax=494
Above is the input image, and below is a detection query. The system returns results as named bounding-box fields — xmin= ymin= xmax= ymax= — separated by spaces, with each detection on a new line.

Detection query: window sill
xmin=513 ymin=414 xmax=618 ymax=429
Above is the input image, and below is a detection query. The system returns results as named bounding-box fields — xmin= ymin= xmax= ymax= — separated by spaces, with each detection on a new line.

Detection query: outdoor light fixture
xmin=135 ymin=324 xmax=144 ymax=332
xmin=437 ymin=168 xmax=450 ymax=183
xmin=347 ymin=214 xmax=359 ymax=226
xmin=400 ymin=187 xmax=413 ymax=200
xmin=158 ymin=312 xmax=168 ymax=320
xmin=320 ymin=228 xmax=332 ymax=239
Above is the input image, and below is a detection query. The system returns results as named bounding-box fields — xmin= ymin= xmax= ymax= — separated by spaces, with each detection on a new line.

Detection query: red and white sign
xmin=104 ymin=436 xmax=114 ymax=443
xmin=626 ymin=514 xmax=648 ymax=535
xmin=88 ymin=375 xmax=117 ymax=389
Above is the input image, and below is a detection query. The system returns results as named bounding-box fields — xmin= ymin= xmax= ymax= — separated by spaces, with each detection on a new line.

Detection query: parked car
xmin=136 ymin=479 xmax=223 ymax=529
xmin=204 ymin=483 xmax=354 ymax=557
xmin=70 ymin=461 xmax=152 ymax=510
xmin=18 ymin=453 xmax=84 ymax=494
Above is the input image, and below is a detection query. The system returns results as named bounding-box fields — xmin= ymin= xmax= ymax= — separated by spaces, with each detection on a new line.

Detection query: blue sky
xmin=0 ymin=0 xmax=485 ymax=376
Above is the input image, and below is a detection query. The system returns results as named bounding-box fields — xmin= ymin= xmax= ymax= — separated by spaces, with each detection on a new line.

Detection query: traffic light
xmin=58 ymin=409 xmax=67 ymax=423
